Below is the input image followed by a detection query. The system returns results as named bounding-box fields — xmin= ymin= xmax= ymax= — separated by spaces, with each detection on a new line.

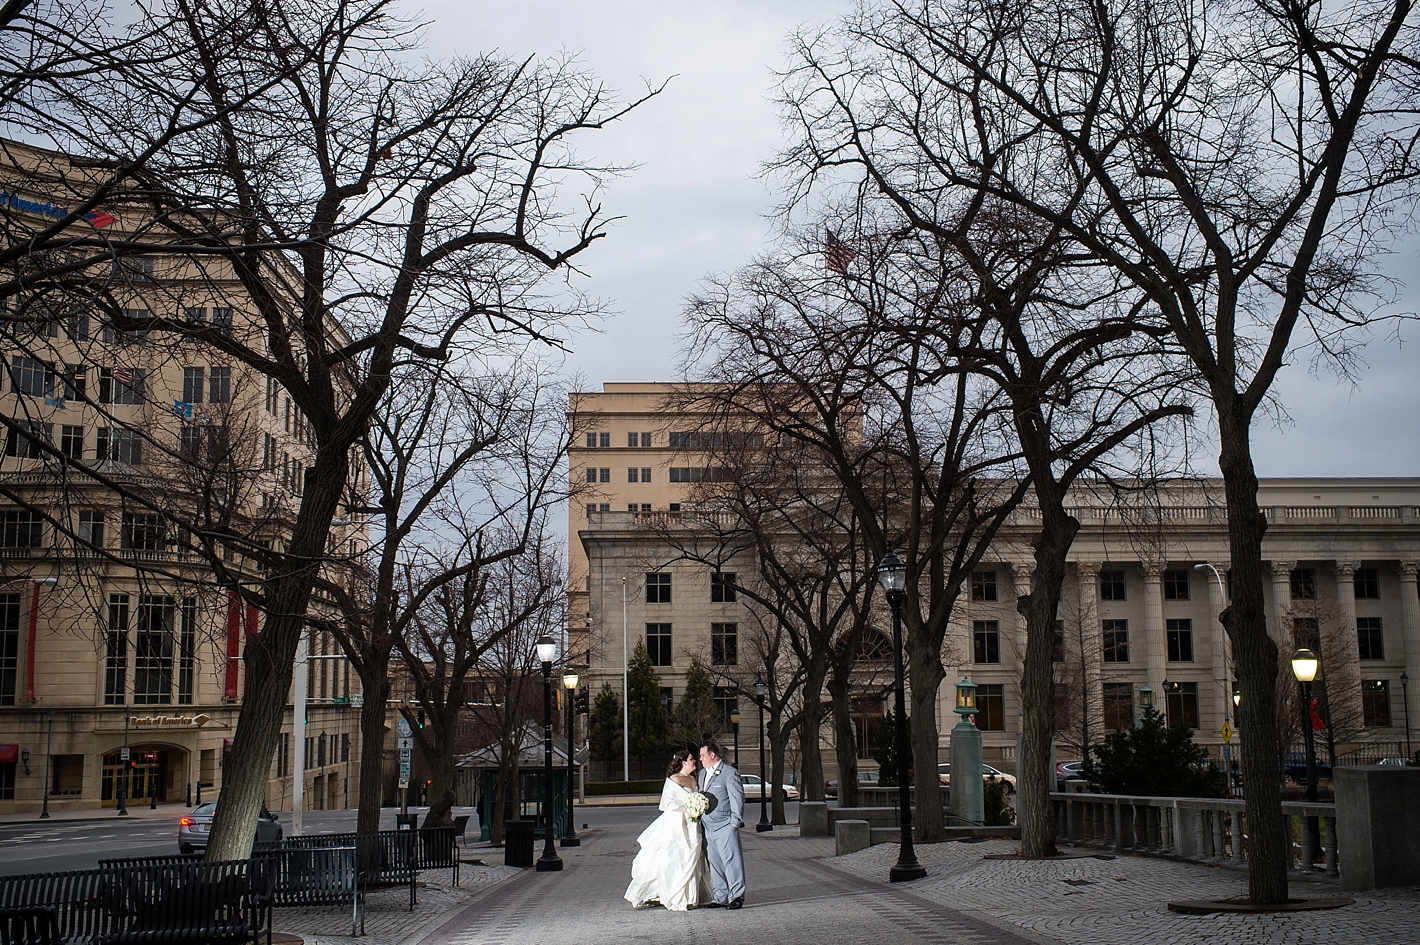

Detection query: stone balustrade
xmin=1050 ymin=792 xmax=1338 ymax=878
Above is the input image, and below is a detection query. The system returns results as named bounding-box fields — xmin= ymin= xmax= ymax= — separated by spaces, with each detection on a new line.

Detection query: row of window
xmin=98 ymin=594 xmax=198 ymax=706
xmin=636 ymin=571 xmax=738 ymax=606
xmin=7 ymin=358 xmax=234 ymax=406
xmin=969 ymin=615 xmax=1395 ymax=665
xmin=0 ymin=509 xmax=172 ymax=552
xmin=274 ymin=731 xmax=352 ymax=777
xmin=969 ymin=566 xmax=1385 ymax=603
xmin=584 ymin=432 xmax=655 ymax=448
xmin=1 ymin=305 xmax=233 ymax=344
xmin=1095 ymin=680 xmax=1398 ymax=731
xmin=645 ymin=622 xmax=740 ymax=667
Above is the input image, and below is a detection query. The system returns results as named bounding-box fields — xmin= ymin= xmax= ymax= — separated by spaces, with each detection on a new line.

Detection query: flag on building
xmin=173 ymin=399 xmax=193 ymax=419
xmin=1309 ymin=697 xmax=1326 ymax=732
xmin=825 ymin=229 xmax=856 ymax=275
xmin=112 ymin=365 xmax=133 ymax=384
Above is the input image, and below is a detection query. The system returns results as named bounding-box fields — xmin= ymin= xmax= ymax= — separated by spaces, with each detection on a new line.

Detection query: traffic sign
xmin=397 ymin=718 xmax=412 ymax=738
xmin=398 ymin=777 xmax=409 ymax=790
xmin=397 ymin=737 xmax=413 ymax=752
xmin=1220 ymin=721 xmax=1233 ymax=744
xmin=120 ymin=747 xmax=130 ymax=761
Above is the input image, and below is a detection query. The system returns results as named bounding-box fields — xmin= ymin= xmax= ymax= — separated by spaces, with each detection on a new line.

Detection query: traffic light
xmin=417 ymin=710 xmax=425 ymax=729
xmin=576 ymin=690 xmax=589 ymax=714
xmin=554 ymin=689 xmax=561 ymax=712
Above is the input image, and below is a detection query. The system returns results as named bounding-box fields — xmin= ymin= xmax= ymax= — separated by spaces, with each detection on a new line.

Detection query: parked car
xmin=179 ymin=799 xmax=283 ymax=854
xmin=937 ymin=763 xmax=1017 ymax=793
xmin=825 ymin=770 xmax=879 ymax=798
xmin=1056 ymin=761 xmax=1085 ymax=789
xmin=1280 ymin=752 xmax=1334 ymax=786
xmin=739 ymin=774 xmax=799 ymax=800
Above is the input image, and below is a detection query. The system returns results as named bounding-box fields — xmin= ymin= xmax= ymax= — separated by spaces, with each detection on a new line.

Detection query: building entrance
xmin=101 ymin=748 xmax=177 ymax=806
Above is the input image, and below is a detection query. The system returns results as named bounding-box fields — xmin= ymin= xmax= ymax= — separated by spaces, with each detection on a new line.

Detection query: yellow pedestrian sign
xmin=1220 ymin=721 xmax=1233 ymax=744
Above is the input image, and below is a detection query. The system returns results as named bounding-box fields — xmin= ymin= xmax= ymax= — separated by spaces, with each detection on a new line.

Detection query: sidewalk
xmin=0 ymin=802 xmax=190 ymax=825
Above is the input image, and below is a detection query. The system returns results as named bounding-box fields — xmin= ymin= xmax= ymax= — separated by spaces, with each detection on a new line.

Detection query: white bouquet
xmin=683 ymin=791 xmax=711 ymax=822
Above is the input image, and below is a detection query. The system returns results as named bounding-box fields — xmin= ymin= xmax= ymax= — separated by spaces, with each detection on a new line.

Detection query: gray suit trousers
xmin=703 ymin=820 xmax=745 ymax=902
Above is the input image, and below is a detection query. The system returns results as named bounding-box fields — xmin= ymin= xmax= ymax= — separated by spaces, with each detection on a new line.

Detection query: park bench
xmin=0 ymin=860 xmax=268 ymax=945
xmin=255 ymin=827 xmax=457 ymax=911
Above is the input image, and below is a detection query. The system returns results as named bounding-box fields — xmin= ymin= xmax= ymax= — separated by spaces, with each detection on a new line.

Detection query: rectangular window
xmin=0 ymin=510 xmax=43 ymax=548
xmin=9 ymin=356 xmax=53 ymax=396
xmin=62 ymin=364 xmax=86 ymax=401
xmin=628 ymin=432 xmax=639 ymax=448
xmin=78 ymin=511 xmax=104 ymax=551
xmin=341 ymin=733 xmax=350 ymax=763
xmin=585 ymin=432 xmax=597 ymax=448
xmin=627 ymin=503 xmax=639 ymax=513
xmin=1354 ymin=568 xmax=1380 ymax=599
xmin=1052 ymin=620 xmax=1065 ymax=663
xmin=208 ymin=366 xmax=231 ymax=404
xmin=50 ymin=755 xmax=82 ymax=796
xmin=599 ymin=503 xmax=610 ymax=512
xmin=973 ymin=620 xmax=1000 ymax=664
xmin=178 ymin=598 xmax=196 ymax=704
xmin=641 ymin=432 xmax=652 ymax=448
xmin=599 ymin=432 xmax=610 ymax=448
xmin=713 ymin=687 xmax=738 ymax=724
xmin=711 ymin=622 xmax=738 ymax=666
xmin=628 ymin=467 xmax=639 ymax=483
xmin=646 ymin=623 xmax=672 ymax=667
xmin=646 ymin=572 xmax=671 ymax=604
xmin=585 ymin=467 xmax=596 ymax=483
xmin=975 ymin=684 xmax=1005 ymax=731
xmin=5 ymin=420 xmax=50 ymax=459
xmin=95 ymin=428 xmax=142 ymax=465
xmin=107 ymin=310 xmax=150 ymax=344
xmin=179 ymin=425 xmax=202 ymax=461
xmin=1290 ymin=568 xmax=1317 ymax=600
xmin=60 ymin=425 xmax=84 ymax=460
xmin=971 ymin=571 xmax=998 ymax=602
xmin=669 ymin=467 xmax=732 ymax=483
xmin=1357 ymin=617 xmax=1384 ymax=661
xmin=1165 ymin=682 xmax=1199 ymax=728
xmin=182 ymin=367 xmax=205 ymax=404
xmin=1102 ymin=619 xmax=1129 ymax=662
xmin=599 ymin=467 xmax=610 ymax=483
xmin=640 ymin=467 xmax=651 ymax=482
xmin=0 ymin=594 xmax=19 ymax=705
xmin=1166 ymin=619 xmax=1194 ymax=662
xmin=120 ymin=512 xmax=164 ymax=552
xmin=711 ymin=572 xmax=736 ymax=603
xmin=1100 ymin=570 xmax=1127 ymax=601
xmin=276 ymin=732 xmax=290 ymax=778
xmin=1163 ymin=569 xmax=1190 ymax=600
xmin=105 ymin=593 xmax=129 ymax=704
xmin=265 ymin=377 xmax=277 ymax=414
xmin=0 ymin=761 xmax=12 ymax=799
xmin=1362 ymin=680 xmax=1391 ymax=727
xmin=211 ymin=307 xmax=232 ymax=335
xmin=132 ymin=595 xmax=175 ymax=705
xmin=1103 ymin=683 xmax=1134 ymax=731
xmin=184 ymin=306 xmax=207 ymax=326
xmin=585 ymin=504 xmax=595 ymax=519
xmin=66 ymin=312 xmax=89 ymax=340
xmin=1293 ymin=616 xmax=1320 ymax=652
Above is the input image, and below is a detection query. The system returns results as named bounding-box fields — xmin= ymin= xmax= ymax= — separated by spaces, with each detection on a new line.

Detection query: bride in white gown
xmin=624 ymin=750 xmax=712 ymax=911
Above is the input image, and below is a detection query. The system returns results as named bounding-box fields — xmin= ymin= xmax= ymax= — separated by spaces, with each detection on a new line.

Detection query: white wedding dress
xmin=624 ymin=778 xmax=712 ymax=911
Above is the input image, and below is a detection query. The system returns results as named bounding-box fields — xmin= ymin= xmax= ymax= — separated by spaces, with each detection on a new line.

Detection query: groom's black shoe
xmin=727 ymin=897 xmax=744 ymax=910
xmin=703 ymin=901 xmax=726 ymax=908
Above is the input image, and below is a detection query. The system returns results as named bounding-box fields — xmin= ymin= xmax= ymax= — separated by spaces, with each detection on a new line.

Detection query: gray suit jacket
xmin=698 ymin=760 xmax=744 ymax=831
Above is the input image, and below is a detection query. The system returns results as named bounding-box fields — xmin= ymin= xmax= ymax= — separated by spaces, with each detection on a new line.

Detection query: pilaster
xmin=1269 ymin=559 xmax=1297 ymax=652
xmin=1398 ymin=562 xmax=1420 ymax=737
xmin=1331 ymin=561 xmax=1365 ymax=739
xmin=1075 ymin=562 xmax=1105 ymax=747
xmin=1141 ymin=561 xmax=1166 ymax=697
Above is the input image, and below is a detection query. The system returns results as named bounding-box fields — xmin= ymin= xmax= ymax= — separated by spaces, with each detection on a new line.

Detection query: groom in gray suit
xmin=697 ymin=741 xmax=746 ymax=909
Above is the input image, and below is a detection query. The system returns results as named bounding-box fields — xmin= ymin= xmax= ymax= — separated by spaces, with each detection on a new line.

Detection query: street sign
xmin=1222 ymin=744 xmax=1232 ymax=762
xmin=397 ymin=737 xmax=413 ymax=752
xmin=396 ymin=718 xmax=412 ymax=738
xmin=120 ymin=747 xmax=130 ymax=761
xmin=398 ymin=777 xmax=409 ymax=790
xmin=1220 ymin=721 xmax=1233 ymax=744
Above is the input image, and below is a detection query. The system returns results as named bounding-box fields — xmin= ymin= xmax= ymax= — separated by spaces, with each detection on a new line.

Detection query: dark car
xmin=1056 ymin=761 xmax=1085 ymax=790
xmin=179 ymin=800 xmax=283 ymax=854
xmin=825 ymin=770 xmax=879 ymax=798
xmin=1281 ymin=752 xmax=1333 ymax=787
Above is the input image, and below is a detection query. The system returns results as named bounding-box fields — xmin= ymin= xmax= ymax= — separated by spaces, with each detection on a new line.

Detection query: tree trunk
xmin=907 ymin=628 xmax=946 ymax=841
xmin=206 ymin=450 xmax=348 ymax=861
xmin=356 ymin=672 xmax=391 ymax=835
xmin=489 ymin=741 xmax=519 ymax=846
xmin=827 ymin=676 xmax=860 ymax=809
xmin=798 ymin=685 xmax=827 ymax=802
xmin=1218 ymin=406 xmax=1289 ymax=904
xmin=769 ymin=715 xmax=790 ymax=826
xmin=422 ymin=724 xmax=456 ymax=829
xmin=1016 ymin=503 xmax=1078 ymax=858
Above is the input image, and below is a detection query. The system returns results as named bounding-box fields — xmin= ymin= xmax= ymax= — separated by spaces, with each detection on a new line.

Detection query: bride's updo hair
xmin=667 ymin=749 xmax=694 ymax=778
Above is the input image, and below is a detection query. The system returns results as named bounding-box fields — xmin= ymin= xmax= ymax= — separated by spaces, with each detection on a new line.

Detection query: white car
xmin=937 ymin=762 xmax=1017 ymax=793
xmin=739 ymin=774 xmax=799 ymax=800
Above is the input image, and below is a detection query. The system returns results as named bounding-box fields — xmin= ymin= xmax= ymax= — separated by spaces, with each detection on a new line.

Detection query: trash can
xmin=503 ymin=819 xmax=535 ymax=868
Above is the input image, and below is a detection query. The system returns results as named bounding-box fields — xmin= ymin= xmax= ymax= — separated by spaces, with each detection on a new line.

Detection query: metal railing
xmin=1050 ymin=791 xmax=1339 ymax=878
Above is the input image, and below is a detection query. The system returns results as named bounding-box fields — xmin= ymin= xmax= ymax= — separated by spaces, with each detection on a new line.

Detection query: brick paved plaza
xmin=278 ymin=825 xmax=1420 ymax=945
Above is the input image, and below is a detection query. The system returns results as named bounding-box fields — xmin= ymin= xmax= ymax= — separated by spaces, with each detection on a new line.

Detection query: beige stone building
xmin=570 ymin=382 xmax=1420 ymax=776
xmin=0 ymin=139 xmax=370 ymax=814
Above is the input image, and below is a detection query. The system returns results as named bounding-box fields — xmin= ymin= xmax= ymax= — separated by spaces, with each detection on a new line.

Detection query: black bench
xmin=0 ymin=907 xmax=60 ymax=945
xmin=0 ymin=860 xmax=267 ymax=945
xmin=256 ymin=827 xmax=457 ymax=911
xmin=256 ymin=846 xmax=362 ymax=937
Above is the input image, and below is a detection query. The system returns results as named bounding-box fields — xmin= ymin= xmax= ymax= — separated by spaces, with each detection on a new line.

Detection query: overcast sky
xmin=429 ymin=1 xmax=1420 ymax=479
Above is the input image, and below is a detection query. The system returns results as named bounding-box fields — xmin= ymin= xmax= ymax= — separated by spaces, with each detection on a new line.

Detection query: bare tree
xmin=0 ymin=0 xmax=655 ymax=859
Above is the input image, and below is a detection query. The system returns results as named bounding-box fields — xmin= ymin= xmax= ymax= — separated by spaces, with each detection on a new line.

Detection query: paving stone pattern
xmin=833 ymin=838 xmax=1420 ymax=945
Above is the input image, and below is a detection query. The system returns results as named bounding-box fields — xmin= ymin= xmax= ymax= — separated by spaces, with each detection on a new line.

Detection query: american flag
xmin=825 ymin=229 xmax=856 ymax=275
xmin=112 ymin=365 xmax=133 ymax=384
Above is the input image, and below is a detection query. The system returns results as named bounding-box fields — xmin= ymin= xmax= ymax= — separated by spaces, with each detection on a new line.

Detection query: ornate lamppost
xmin=753 ymin=675 xmax=770 ymax=832
xmin=561 ymin=670 xmax=580 ymax=848
xmin=1291 ymin=648 xmax=1321 ymax=866
xmin=535 ymin=633 xmax=563 ymax=872
xmin=877 ymin=548 xmax=925 ymax=883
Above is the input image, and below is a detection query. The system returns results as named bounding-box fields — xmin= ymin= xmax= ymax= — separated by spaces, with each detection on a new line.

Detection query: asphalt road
xmin=0 ymin=802 xmax=802 ymax=874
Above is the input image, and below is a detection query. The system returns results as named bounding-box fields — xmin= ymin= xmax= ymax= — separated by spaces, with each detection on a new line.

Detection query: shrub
xmin=1089 ymin=707 xmax=1227 ymax=797
xmin=983 ymin=776 xmax=1014 ymax=826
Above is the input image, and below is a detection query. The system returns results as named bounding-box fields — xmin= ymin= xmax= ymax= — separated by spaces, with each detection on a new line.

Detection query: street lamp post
xmin=877 ymin=548 xmax=926 ymax=883
xmin=561 ymin=670 xmax=580 ymax=848
xmin=535 ymin=633 xmax=563 ymax=872
xmin=40 ymin=708 xmax=54 ymax=819
xmin=730 ymin=710 xmax=740 ymax=767
xmin=753 ymin=676 xmax=770 ymax=832
xmin=1402 ymin=673 xmax=1412 ymax=762
xmin=1291 ymin=648 xmax=1321 ymax=866
xmin=117 ymin=705 xmax=131 ymax=816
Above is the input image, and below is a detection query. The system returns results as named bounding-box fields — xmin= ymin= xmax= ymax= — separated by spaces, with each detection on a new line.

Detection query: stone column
xmin=1203 ymin=563 xmax=1230 ymax=729
xmin=1399 ymin=562 xmax=1420 ymax=738
xmin=1269 ymin=559 xmax=1297 ymax=653
xmin=1141 ymin=562 xmax=1166 ymax=696
xmin=1003 ymin=561 xmax=1030 ymax=670
xmin=1076 ymin=562 xmax=1105 ymax=747
xmin=1331 ymin=562 xmax=1365 ymax=739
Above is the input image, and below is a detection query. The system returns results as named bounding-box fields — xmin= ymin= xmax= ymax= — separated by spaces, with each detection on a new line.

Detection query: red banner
xmin=224 ymin=592 xmax=241 ymax=699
